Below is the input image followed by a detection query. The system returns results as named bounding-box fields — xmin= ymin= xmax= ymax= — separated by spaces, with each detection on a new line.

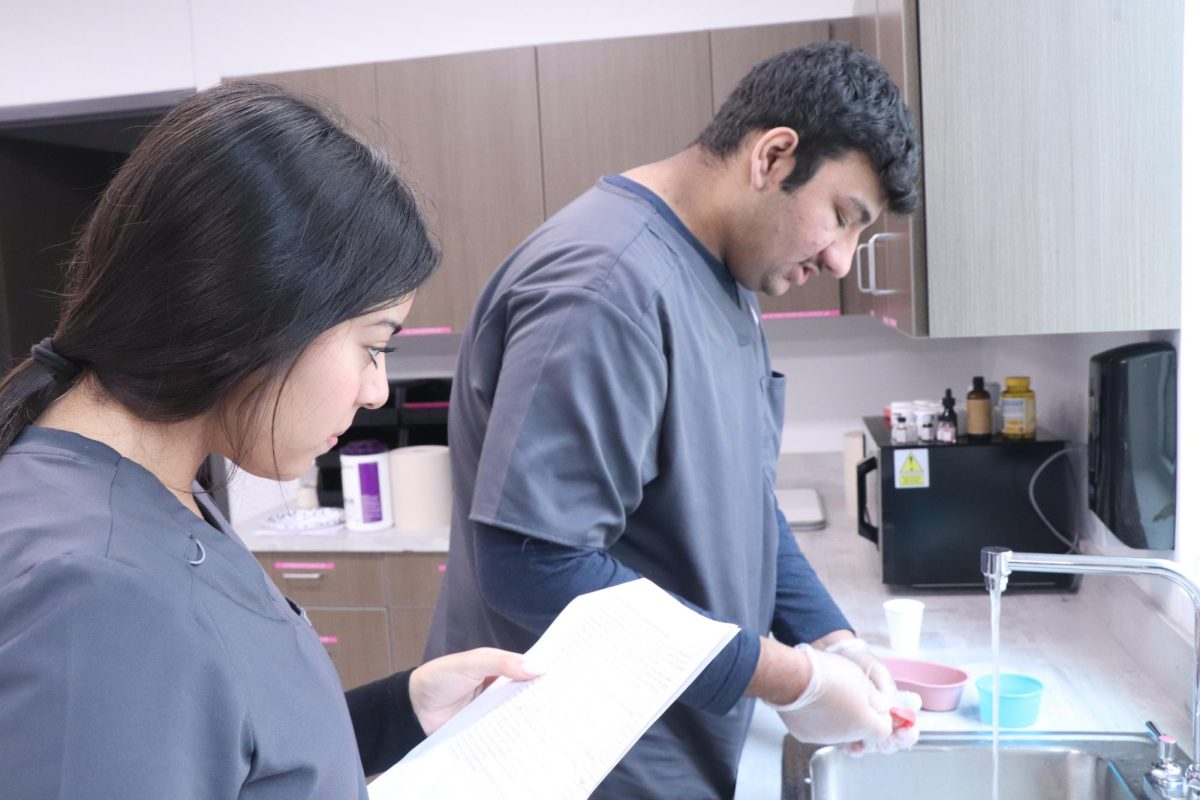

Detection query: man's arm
xmin=771 ymin=504 xmax=854 ymax=646
xmin=473 ymin=523 xmax=772 ymax=715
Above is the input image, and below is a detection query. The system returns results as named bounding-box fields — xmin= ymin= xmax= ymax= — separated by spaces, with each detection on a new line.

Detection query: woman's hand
xmin=409 ymin=648 xmax=544 ymax=735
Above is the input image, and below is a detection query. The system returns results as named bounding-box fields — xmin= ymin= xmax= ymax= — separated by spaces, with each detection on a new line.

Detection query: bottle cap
xmin=972 ymin=376 xmax=985 ymax=390
xmin=1004 ymin=376 xmax=1031 ymax=390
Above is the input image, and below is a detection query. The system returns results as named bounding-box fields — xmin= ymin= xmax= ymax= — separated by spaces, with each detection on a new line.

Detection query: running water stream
xmin=990 ymin=586 xmax=1002 ymax=800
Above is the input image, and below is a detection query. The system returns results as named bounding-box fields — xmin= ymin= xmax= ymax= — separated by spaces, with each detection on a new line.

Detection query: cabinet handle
xmin=854 ymin=242 xmax=871 ymax=294
xmin=867 ymin=232 xmax=900 ymax=296
xmin=281 ymin=572 xmax=323 ymax=580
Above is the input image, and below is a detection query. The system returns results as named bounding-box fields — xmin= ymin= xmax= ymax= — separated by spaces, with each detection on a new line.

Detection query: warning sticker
xmin=894 ymin=448 xmax=930 ymax=489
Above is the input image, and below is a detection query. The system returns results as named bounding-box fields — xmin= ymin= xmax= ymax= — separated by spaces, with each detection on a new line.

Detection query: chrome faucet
xmin=981 ymin=546 xmax=1200 ymax=799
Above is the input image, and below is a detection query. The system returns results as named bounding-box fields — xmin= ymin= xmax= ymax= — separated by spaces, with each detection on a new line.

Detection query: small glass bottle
xmin=936 ymin=388 xmax=958 ymax=444
xmin=966 ymin=376 xmax=992 ymax=442
xmin=891 ymin=413 xmax=912 ymax=444
xmin=1000 ymin=376 xmax=1037 ymax=440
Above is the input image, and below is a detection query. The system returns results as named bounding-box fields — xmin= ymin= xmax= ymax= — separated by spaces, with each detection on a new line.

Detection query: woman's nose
xmin=360 ymin=363 xmax=391 ymax=410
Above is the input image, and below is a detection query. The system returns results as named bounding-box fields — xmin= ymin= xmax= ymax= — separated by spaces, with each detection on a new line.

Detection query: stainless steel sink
xmin=782 ymin=731 xmax=1162 ymax=799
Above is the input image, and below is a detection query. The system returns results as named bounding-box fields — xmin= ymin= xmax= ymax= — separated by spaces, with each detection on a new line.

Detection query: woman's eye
xmin=367 ymin=345 xmax=396 ymax=368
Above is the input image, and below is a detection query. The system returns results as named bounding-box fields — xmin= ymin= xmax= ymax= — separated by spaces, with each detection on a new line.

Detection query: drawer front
xmin=257 ymin=553 xmax=387 ymax=607
xmin=306 ymin=607 xmax=392 ymax=691
xmin=386 ymin=552 xmax=448 ymax=607
xmin=389 ymin=607 xmax=437 ymax=668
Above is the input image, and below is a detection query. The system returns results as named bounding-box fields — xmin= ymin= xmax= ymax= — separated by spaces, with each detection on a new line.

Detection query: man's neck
xmin=621 ymin=147 xmax=738 ymax=263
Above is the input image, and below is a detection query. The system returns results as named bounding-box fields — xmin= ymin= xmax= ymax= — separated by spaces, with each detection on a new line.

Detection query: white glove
xmin=767 ymin=644 xmax=893 ymax=746
xmin=845 ymin=689 xmax=922 ymax=756
xmin=822 ymin=637 xmax=897 ymax=695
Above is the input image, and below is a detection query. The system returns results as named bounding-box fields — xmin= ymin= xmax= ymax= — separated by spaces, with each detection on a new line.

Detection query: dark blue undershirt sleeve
xmin=770 ymin=504 xmax=853 ymax=645
xmin=474 ymin=522 xmax=760 ymax=716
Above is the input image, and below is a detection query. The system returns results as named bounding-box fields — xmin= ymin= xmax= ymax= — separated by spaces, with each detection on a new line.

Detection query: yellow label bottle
xmin=1000 ymin=376 xmax=1036 ymax=439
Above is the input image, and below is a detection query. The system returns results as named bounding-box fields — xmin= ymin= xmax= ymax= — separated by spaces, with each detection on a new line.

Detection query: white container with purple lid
xmin=339 ymin=440 xmax=394 ymax=532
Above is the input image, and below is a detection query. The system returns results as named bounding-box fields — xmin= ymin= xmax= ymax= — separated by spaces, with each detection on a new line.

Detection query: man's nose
xmin=824 ymin=235 xmax=857 ymax=279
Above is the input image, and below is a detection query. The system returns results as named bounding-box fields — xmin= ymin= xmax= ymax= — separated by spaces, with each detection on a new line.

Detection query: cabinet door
xmin=537 ymin=32 xmax=713 ymax=217
xmin=239 ymin=64 xmax=384 ymax=150
xmin=710 ymin=22 xmax=843 ymax=320
xmin=385 ymin=552 xmax=447 ymax=607
xmin=831 ymin=14 xmax=890 ymax=321
xmin=376 ymin=48 xmax=545 ymax=334
xmin=919 ymin=0 xmax=1182 ymax=336
xmin=389 ymin=606 xmax=437 ymax=668
xmin=306 ymin=607 xmax=393 ymax=691
xmin=257 ymin=553 xmax=387 ymax=607
xmin=872 ymin=0 xmax=927 ymax=336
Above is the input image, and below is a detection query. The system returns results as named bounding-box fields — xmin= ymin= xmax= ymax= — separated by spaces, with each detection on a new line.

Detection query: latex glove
xmin=409 ymin=647 xmax=544 ymax=734
xmin=822 ymin=637 xmax=897 ymax=695
xmin=845 ymin=690 xmax=923 ymax=757
xmin=767 ymin=644 xmax=893 ymax=746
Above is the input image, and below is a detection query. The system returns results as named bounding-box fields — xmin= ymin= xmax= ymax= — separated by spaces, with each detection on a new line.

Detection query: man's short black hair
xmin=696 ymin=40 xmax=921 ymax=213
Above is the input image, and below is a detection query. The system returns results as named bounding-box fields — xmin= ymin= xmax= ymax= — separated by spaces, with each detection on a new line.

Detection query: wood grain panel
xmin=257 ymin=552 xmax=387 ymax=607
xmin=376 ymin=48 xmax=544 ymax=333
xmin=920 ymin=0 xmax=1182 ymax=336
xmin=307 ymin=607 xmax=393 ymax=690
xmin=538 ymin=32 xmax=714 ymax=217
xmin=385 ymin=552 xmax=448 ymax=607
xmin=389 ymin=606 xmax=437 ymax=668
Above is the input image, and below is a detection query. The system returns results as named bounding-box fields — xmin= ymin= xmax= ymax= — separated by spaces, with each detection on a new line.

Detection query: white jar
xmin=914 ymin=401 xmax=939 ymax=444
xmin=339 ymin=440 xmax=394 ymax=532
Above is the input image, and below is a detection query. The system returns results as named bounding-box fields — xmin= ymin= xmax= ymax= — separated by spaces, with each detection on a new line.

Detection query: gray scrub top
xmin=427 ymin=176 xmax=786 ymax=798
xmin=0 ymin=427 xmax=366 ymax=800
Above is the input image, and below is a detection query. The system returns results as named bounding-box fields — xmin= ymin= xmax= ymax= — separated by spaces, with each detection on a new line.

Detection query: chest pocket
xmin=761 ymin=370 xmax=787 ymax=485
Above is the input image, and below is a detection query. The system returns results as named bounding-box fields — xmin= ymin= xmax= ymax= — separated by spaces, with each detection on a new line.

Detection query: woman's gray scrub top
xmin=0 ymin=427 xmax=367 ymax=799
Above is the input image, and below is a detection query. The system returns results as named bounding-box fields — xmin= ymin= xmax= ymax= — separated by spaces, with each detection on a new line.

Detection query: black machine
xmin=857 ymin=417 xmax=1075 ymax=589
xmin=1088 ymin=342 xmax=1177 ymax=550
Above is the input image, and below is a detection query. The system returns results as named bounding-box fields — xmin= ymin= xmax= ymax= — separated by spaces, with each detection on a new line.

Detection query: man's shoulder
xmin=496 ymin=183 xmax=694 ymax=322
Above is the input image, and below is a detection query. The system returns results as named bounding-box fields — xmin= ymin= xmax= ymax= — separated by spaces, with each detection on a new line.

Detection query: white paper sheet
xmin=367 ymin=578 xmax=739 ymax=799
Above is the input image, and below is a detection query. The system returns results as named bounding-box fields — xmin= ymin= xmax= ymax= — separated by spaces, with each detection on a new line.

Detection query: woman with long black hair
xmin=0 ymin=81 xmax=537 ymax=799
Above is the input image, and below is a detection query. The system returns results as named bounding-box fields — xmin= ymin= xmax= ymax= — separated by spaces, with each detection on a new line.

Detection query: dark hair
xmin=696 ymin=40 xmax=920 ymax=213
xmin=0 ymin=81 xmax=439 ymax=457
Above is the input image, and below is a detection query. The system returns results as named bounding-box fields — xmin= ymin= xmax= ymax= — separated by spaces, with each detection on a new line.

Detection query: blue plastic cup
xmin=975 ymin=673 xmax=1044 ymax=728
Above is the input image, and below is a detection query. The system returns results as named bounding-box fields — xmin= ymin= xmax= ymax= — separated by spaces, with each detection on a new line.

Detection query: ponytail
xmin=0 ymin=357 xmax=74 ymax=453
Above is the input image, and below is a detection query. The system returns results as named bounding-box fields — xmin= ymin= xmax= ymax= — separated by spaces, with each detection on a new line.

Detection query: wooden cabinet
xmin=375 ymin=49 xmax=544 ymax=333
xmin=385 ymin=552 xmax=447 ymax=668
xmin=237 ymin=3 xmax=1182 ymax=340
xmin=256 ymin=551 xmax=447 ymax=691
xmin=536 ymin=32 xmax=714 ymax=218
xmin=846 ymin=0 xmax=1182 ymax=337
xmin=710 ymin=22 xmax=844 ymax=319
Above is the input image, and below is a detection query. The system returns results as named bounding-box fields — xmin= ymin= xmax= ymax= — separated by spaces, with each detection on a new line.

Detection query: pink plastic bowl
xmin=881 ymin=657 xmax=969 ymax=711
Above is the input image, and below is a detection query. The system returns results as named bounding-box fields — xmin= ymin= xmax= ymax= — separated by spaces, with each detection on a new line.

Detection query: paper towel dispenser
xmin=1088 ymin=342 xmax=1176 ymax=549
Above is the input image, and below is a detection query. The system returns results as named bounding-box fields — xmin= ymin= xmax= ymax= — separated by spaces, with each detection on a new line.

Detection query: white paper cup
xmin=883 ymin=598 xmax=925 ymax=654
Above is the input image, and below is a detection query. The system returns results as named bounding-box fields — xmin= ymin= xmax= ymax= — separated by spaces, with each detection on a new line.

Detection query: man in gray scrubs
xmin=426 ymin=41 xmax=921 ymax=798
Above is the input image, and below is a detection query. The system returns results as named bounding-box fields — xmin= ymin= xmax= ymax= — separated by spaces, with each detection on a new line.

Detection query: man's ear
xmin=748 ymin=127 xmax=799 ymax=191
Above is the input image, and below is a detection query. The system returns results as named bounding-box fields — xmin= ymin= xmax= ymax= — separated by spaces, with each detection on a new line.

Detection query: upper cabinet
xmin=375 ymin=48 xmax=544 ymax=333
xmin=536 ymin=32 xmax=713 ymax=218
xmin=235 ymin=2 xmax=1182 ymax=339
xmin=843 ymin=0 xmax=1182 ymax=337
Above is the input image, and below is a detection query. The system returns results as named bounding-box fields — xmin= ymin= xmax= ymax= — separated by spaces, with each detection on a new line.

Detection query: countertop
xmin=733 ymin=453 xmax=1192 ymax=800
xmin=236 ymin=454 xmax=1193 ymax=797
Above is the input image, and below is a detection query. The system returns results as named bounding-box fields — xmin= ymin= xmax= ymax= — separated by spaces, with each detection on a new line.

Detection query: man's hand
xmin=821 ymin=636 xmax=897 ymax=695
xmin=766 ymin=644 xmax=893 ymax=746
